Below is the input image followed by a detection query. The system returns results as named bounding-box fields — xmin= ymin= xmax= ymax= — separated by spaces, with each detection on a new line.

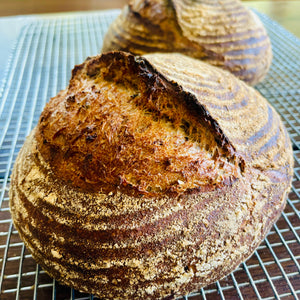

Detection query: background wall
xmin=0 ymin=0 xmax=299 ymax=38
xmin=0 ymin=0 xmax=298 ymax=17
xmin=0 ymin=0 xmax=126 ymax=16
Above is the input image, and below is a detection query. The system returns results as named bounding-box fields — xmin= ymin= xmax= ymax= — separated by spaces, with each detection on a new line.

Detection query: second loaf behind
xmin=102 ymin=0 xmax=273 ymax=85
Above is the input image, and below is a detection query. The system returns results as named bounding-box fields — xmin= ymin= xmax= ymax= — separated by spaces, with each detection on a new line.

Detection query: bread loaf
xmin=9 ymin=51 xmax=293 ymax=299
xmin=102 ymin=0 xmax=273 ymax=85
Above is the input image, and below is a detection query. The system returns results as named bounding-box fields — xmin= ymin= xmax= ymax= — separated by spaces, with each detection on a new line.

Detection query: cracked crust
xmin=102 ymin=0 xmax=273 ymax=85
xmin=9 ymin=52 xmax=293 ymax=299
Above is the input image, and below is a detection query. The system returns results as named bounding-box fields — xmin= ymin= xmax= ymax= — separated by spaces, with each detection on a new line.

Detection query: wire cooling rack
xmin=0 ymin=9 xmax=299 ymax=300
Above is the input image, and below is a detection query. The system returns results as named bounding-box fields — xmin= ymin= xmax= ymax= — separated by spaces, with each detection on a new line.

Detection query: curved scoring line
xmin=115 ymin=26 xmax=172 ymax=49
xmin=176 ymin=0 xmax=243 ymax=13
xmin=224 ymin=43 xmax=269 ymax=57
xmin=148 ymin=61 xmax=222 ymax=87
xmin=246 ymin=105 xmax=274 ymax=145
xmin=203 ymin=37 xmax=268 ymax=55
xmin=117 ymin=36 xmax=172 ymax=53
xmin=257 ymin=125 xmax=281 ymax=156
xmin=15 ymin=168 xmax=235 ymax=251
xmin=206 ymin=95 xmax=248 ymax=110
xmin=150 ymin=60 xmax=251 ymax=105
xmin=184 ymin=29 xmax=266 ymax=47
xmin=178 ymin=10 xmax=249 ymax=26
xmin=30 ymin=150 xmax=186 ymax=220
xmin=147 ymin=58 xmax=236 ymax=92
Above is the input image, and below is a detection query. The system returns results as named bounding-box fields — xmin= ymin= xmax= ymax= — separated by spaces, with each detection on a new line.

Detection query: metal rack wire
xmin=0 ymin=9 xmax=299 ymax=300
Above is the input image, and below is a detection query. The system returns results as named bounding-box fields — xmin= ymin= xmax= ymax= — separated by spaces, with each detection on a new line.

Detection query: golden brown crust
xmin=102 ymin=0 xmax=273 ymax=85
xmin=10 ymin=52 xmax=293 ymax=300
xmin=35 ymin=52 xmax=240 ymax=195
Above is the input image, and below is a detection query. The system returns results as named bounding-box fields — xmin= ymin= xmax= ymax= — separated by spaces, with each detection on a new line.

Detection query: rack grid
xmin=0 ymin=9 xmax=299 ymax=300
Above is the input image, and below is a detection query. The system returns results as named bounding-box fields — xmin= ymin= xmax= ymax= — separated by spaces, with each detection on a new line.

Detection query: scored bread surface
xmin=102 ymin=0 xmax=273 ymax=85
xmin=9 ymin=52 xmax=293 ymax=299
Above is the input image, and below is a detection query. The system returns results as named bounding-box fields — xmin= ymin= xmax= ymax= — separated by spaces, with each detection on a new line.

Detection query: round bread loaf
xmin=10 ymin=51 xmax=292 ymax=299
xmin=102 ymin=0 xmax=273 ymax=86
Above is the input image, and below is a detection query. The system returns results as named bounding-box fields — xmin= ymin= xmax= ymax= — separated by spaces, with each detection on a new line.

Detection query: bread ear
xmin=144 ymin=52 xmax=292 ymax=177
xmin=36 ymin=51 xmax=241 ymax=195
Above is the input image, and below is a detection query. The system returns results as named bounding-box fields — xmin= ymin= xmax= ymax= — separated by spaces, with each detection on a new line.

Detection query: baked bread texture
xmin=10 ymin=51 xmax=292 ymax=299
xmin=102 ymin=0 xmax=273 ymax=86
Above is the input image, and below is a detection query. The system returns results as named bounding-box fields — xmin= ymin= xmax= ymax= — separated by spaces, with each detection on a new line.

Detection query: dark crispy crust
xmin=102 ymin=0 xmax=273 ymax=85
xmin=10 ymin=52 xmax=293 ymax=299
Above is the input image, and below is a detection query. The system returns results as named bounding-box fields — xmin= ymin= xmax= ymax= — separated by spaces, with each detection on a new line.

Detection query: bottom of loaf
xmin=9 ymin=129 xmax=289 ymax=299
